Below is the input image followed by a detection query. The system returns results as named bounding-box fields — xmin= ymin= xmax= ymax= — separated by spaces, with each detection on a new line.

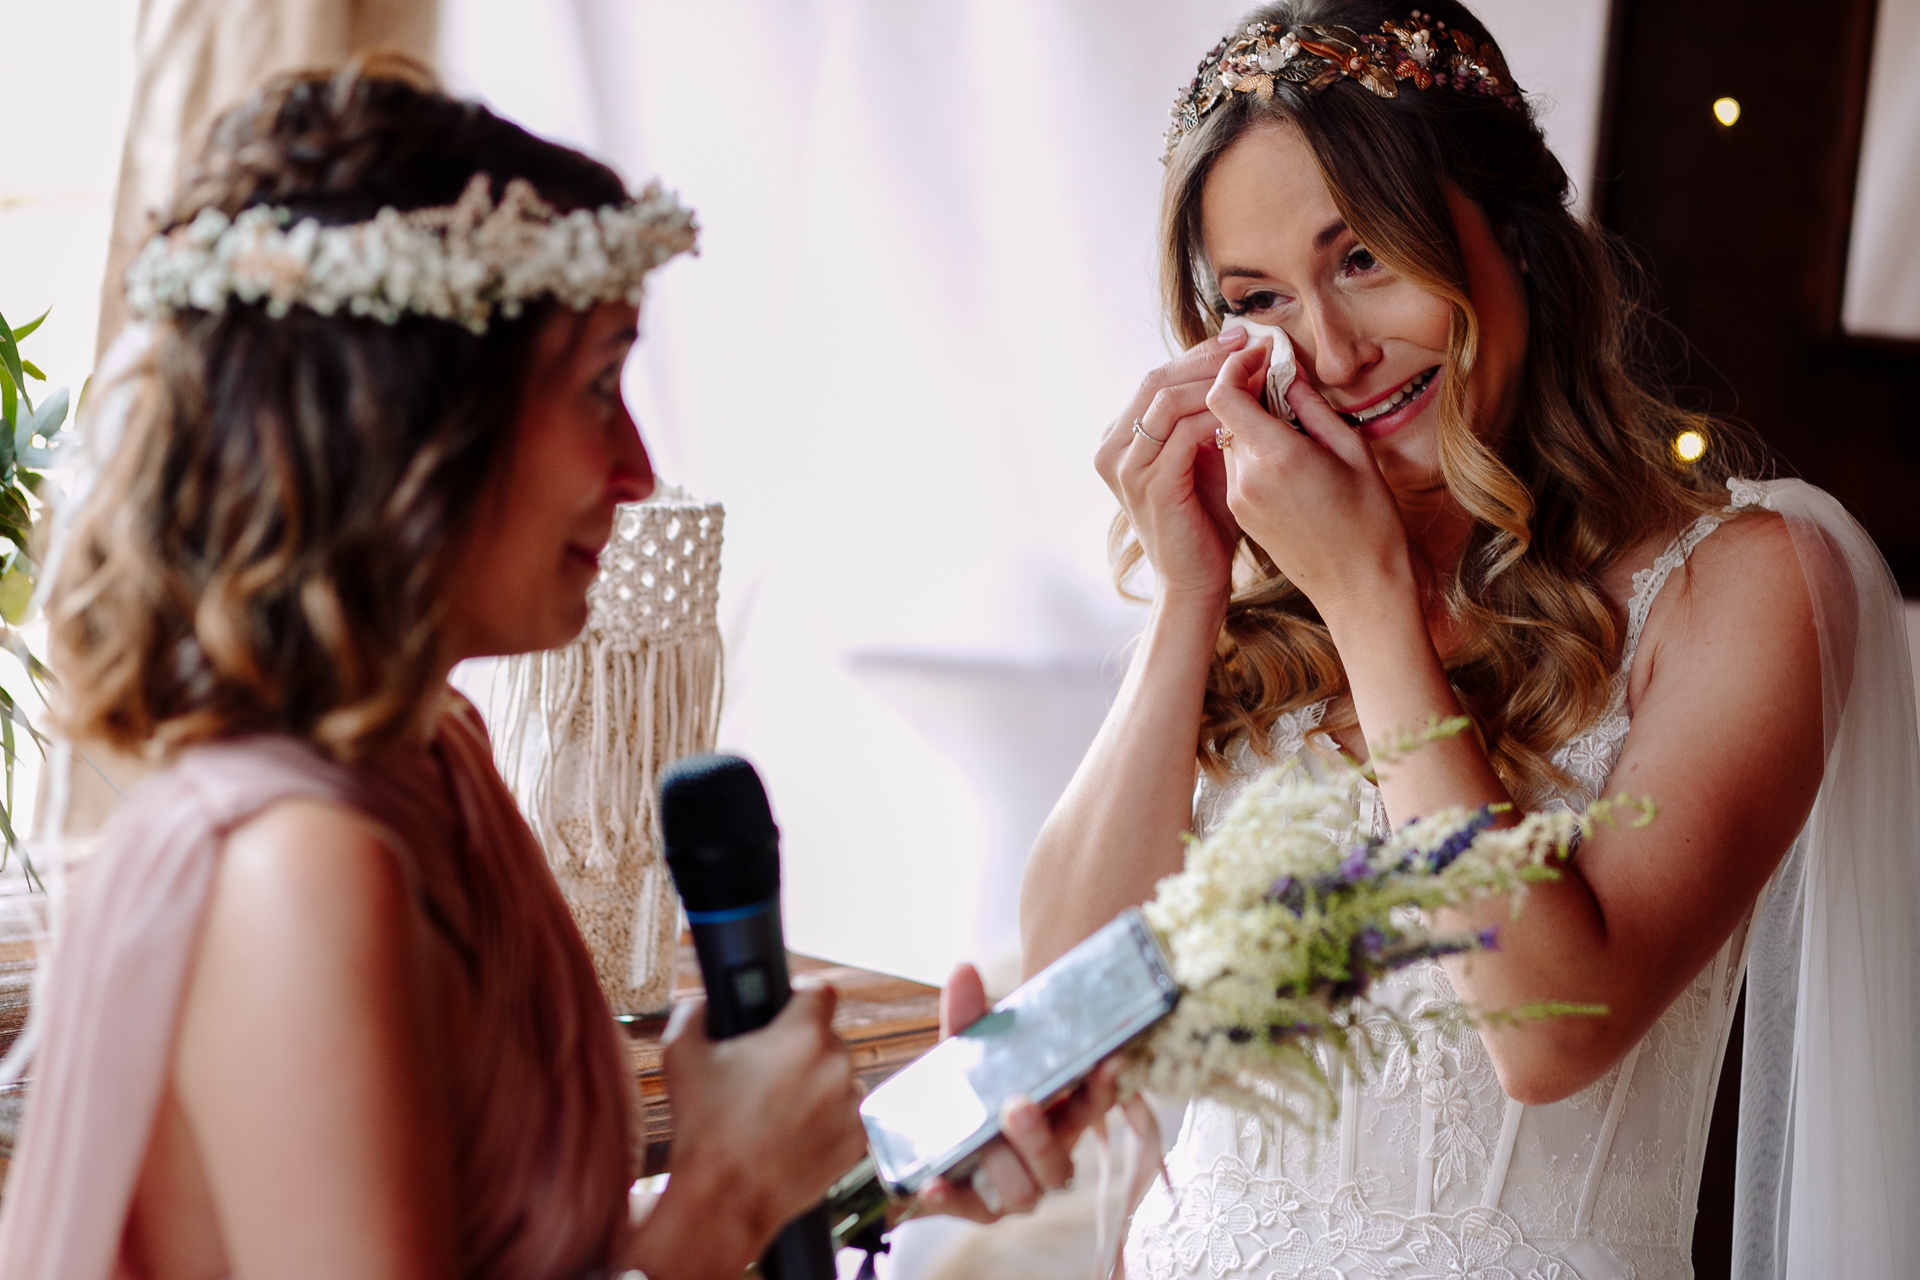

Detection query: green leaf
xmin=1 ymin=630 xmax=52 ymax=689
xmin=0 ymin=760 xmax=41 ymax=886
xmin=8 ymin=308 xmax=49 ymax=342
xmin=19 ymin=385 xmax=67 ymax=458
xmin=0 ymin=308 xmax=30 ymax=421
xmin=21 ymin=385 xmax=66 ymax=450
xmin=0 ymin=485 xmax=31 ymax=526
xmin=3 ymin=702 xmax=16 ymax=817
xmin=0 ymin=568 xmax=34 ymax=624
xmin=0 ymin=684 xmax=47 ymax=744
xmin=19 ymin=360 xmax=43 ymax=382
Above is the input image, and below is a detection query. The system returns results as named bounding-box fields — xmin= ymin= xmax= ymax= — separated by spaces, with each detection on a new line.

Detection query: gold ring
xmin=1132 ymin=420 xmax=1167 ymax=446
xmin=1215 ymin=425 xmax=1235 ymax=449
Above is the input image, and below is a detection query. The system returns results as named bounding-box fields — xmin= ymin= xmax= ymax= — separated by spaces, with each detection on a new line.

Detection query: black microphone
xmin=659 ymin=754 xmax=837 ymax=1280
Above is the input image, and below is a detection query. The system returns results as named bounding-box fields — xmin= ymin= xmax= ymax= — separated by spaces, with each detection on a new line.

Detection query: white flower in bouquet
xmin=1125 ymin=721 xmax=1649 ymax=1120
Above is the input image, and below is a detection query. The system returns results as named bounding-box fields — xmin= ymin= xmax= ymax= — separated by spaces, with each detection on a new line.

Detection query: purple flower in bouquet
xmin=1124 ymin=721 xmax=1648 ymax=1120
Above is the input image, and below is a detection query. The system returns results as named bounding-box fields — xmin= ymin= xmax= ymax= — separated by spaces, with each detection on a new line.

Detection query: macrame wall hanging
xmin=491 ymin=486 xmax=724 ymax=1016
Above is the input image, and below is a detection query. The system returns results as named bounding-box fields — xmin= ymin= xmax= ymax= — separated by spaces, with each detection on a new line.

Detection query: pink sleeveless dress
xmin=0 ymin=693 xmax=638 ymax=1280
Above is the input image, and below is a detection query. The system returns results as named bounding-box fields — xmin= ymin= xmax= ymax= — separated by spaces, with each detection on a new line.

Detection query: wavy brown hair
xmin=1127 ymin=0 xmax=1763 ymax=797
xmin=49 ymin=56 xmax=629 ymax=763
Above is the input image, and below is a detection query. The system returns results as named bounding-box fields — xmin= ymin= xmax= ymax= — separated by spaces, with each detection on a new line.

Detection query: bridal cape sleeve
xmin=1730 ymin=478 xmax=1920 ymax=1280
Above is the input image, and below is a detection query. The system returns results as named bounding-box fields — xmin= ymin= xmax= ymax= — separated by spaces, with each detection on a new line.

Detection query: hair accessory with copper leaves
xmin=1164 ymin=9 xmax=1523 ymax=159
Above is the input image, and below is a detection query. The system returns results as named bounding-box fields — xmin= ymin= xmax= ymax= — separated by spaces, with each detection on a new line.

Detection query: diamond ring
xmin=1132 ymin=419 xmax=1167 ymax=446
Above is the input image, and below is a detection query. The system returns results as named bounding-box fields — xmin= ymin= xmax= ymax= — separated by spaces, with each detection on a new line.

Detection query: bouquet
xmin=1123 ymin=722 xmax=1646 ymax=1121
xmin=830 ymin=724 xmax=1650 ymax=1259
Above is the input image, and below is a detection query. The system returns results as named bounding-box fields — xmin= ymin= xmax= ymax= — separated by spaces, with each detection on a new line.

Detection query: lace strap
xmin=1617 ymin=481 xmax=1769 ymax=677
xmin=1619 ymin=513 xmax=1725 ymax=675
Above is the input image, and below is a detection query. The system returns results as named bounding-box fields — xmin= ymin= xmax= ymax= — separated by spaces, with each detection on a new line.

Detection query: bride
xmin=1019 ymin=3 xmax=1919 ymax=1278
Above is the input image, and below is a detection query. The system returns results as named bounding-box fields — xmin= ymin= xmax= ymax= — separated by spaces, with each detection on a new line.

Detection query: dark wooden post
xmin=1594 ymin=0 xmax=1920 ymax=587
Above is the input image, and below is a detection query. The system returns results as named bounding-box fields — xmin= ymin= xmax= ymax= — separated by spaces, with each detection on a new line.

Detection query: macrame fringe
xmin=487 ymin=627 xmax=723 ymax=1015
xmin=495 ymin=631 xmax=724 ymax=871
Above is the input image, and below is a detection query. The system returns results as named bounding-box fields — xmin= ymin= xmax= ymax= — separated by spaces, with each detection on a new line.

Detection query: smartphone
xmin=858 ymin=908 xmax=1180 ymax=1197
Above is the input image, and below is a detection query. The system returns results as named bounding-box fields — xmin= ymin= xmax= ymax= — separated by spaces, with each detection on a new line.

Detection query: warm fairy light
xmin=1673 ymin=430 xmax=1708 ymax=463
xmin=1713 ymin=97 xmax=1741 ymax=127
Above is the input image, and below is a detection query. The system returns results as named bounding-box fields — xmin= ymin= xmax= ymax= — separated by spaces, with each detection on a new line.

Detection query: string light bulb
xmin=1673 ymin=429 xmax=1708 ymax=463
xmin=1712 ymin=97 xmax=1741 ymax=127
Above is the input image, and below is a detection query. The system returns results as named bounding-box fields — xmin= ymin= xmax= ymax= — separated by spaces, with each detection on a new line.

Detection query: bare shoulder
xmin=1656 ymin=508 xmax=1809 ymax=626
xmin=169 ymin=809 xmax=456 ymax=1278
xmin=1631 ymin=508 xmax=1816 ymax=704
xmin=224 ymin=798 xmax=403 ymax=888
xmin=1676 ymin=505 xmax=1802 ymax=578
xmin=210 ymin=799 xmax=415 ymax=965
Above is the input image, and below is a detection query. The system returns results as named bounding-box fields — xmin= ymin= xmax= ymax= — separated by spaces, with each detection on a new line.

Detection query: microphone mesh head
xmin=659 ymin=754 xmax=781 ymax=912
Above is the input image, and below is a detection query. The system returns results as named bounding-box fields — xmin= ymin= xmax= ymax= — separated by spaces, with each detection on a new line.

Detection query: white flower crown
xmin=124 ymin=172 xmax=699 ymax=333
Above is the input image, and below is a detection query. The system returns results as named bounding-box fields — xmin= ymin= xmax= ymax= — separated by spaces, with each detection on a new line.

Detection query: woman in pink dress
xmin=0 ymin=58 xmax=1102 ymax=1280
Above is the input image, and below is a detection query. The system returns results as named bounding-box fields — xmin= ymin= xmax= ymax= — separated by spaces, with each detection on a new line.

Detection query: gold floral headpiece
xmin=1164 ymin=9 xmax=1522 ymax=159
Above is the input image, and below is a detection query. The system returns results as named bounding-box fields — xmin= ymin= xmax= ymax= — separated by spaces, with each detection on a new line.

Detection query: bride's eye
xmin=1227 ymin=290 xmax=1283 ymax=316
xmin=1343 ymin=246 xmax=1380 ymax=275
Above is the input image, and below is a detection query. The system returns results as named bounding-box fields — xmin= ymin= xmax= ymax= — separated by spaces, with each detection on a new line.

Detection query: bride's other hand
xmin=1095 ymin=325 xmax=1251 ymax=603
xmin=1206 ymin=342 xmax=1413 ymax=624
xmin=630 ymin=983 xmax=868 ymax=1279
xmin=913 ymin=963 xmax=1121 ymax=1223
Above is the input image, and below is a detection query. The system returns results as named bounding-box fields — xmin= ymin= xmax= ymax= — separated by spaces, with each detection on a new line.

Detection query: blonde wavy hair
xmin=49 ymin=57 xmax=630 ymax=763
xmin=1125 ymin=0 xmax=1761 ymax=797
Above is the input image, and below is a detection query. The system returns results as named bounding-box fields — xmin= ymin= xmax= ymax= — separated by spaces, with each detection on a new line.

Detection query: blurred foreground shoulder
xmin=169 ymin=797 xmax=456 ymax=1278
xmin=217 ymin=798 xmax=413 ymax=937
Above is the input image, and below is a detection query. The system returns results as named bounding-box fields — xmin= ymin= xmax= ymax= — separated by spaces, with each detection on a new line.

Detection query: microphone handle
xmin=684 ymin=902 xmax=838 ymax=1280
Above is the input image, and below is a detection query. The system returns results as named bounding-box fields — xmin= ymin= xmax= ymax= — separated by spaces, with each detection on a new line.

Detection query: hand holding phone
xmin=859 ymin=910 xmax=1178 ymax=1200
xmin=911 ymin=968 xmax=1126 ymax=1220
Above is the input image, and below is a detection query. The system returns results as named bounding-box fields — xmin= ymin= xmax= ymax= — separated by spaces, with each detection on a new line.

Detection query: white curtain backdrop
xmin=441 ymin=0 xmax=1611 ymax=984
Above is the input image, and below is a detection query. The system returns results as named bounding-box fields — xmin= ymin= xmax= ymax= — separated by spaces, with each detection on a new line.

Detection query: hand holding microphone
xmin=649 ymin=754 xmax=1114 ymax=1279
xmin=659 ymin=755 xmax=853 ymax=1280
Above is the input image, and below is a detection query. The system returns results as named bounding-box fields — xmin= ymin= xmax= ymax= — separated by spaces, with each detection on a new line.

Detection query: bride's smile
xmin=1197 ymin=120 xmax=1529 ymax=488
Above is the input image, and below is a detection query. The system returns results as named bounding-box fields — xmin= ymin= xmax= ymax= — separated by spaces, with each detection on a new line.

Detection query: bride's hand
xmin=1094 ymin=327 xmax=1251 ymax=603
xmin=913 ymin=963 xmax=1121 ymax=1223
xmin=1206 ymin=342 xmax=1413 ymax=622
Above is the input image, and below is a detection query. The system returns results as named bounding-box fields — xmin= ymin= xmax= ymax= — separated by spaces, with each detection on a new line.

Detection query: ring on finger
xmin=1216 ymin=425 xmax=1235 ymax=449
xmin=1132 ymin=419 xmax=1168 ymax=446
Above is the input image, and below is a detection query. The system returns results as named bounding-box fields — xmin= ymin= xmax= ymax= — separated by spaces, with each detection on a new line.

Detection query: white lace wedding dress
xmin=1124 ymin=481 xmax=1856 ymax=1280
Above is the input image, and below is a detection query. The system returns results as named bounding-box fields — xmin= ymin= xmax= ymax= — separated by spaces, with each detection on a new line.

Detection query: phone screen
xmin=859 ymin=909 xmax=1179 ymax=1194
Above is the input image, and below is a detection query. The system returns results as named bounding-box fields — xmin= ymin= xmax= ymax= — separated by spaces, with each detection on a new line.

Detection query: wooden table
xmin=621 ymin=943 xmax=941 ymax=1176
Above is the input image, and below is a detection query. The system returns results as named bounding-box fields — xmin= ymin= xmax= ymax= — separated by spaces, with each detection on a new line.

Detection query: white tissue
xmin=1219 ymin=316 xmax=1298 ymax=420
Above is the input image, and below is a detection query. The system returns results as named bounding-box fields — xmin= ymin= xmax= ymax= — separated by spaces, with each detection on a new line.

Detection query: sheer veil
xmin=1729 ymin=478 xmax=1920 ymax=1279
